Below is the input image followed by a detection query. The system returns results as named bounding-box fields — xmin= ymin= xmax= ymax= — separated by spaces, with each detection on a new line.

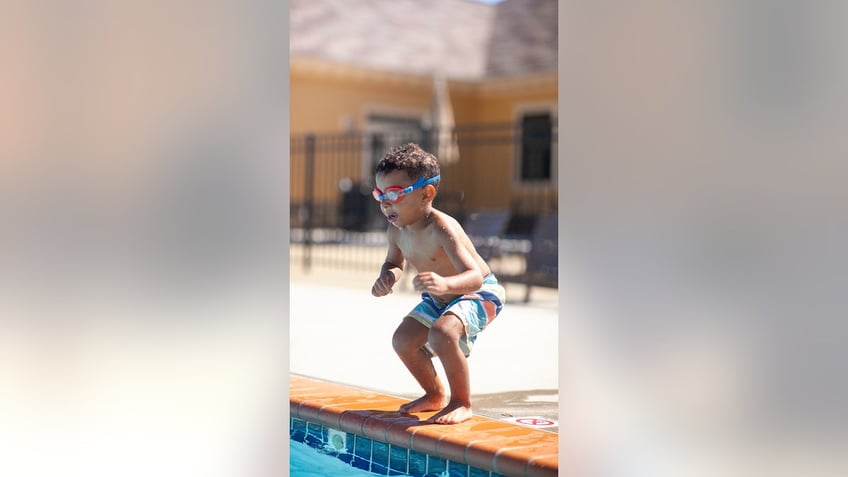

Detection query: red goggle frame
xmin=372 ymin=175 xmax=439 ymax=203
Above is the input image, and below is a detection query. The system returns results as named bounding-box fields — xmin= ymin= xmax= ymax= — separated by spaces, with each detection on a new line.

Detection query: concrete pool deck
xmin=290 ymin=265 xmax=560 ymax=432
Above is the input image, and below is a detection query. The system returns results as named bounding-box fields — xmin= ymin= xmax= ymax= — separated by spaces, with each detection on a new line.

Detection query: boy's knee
xmin=428 ymin=316 xmax=463 ymax=353
xmin=392 ymin=327 xmax=420 ymax=355
xmin=391 ymin=329 xmax=409 ymax=353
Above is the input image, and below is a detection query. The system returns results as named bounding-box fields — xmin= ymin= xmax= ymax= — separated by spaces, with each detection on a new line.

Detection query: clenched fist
xmin=371 ymin=270 xmax=397 ymax=297
xmin=412 ymin=272 xmax=449 ymax=295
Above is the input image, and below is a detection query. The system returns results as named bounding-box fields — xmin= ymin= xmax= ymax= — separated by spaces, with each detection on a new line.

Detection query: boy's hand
xmin=412 ymin=272 xmax=449 ymax=295
xmin=371 ymin=272 xmax=396 ymax=297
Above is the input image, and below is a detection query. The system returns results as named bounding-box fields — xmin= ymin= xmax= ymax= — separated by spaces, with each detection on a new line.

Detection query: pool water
xmin=289 ymin=417 xmax=498 ymax=476
xmin=291 ymin=440 xmax=437 ymax=477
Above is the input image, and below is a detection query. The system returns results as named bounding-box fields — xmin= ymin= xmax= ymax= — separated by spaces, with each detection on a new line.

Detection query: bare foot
xmin=427 ymin=401 xmax=473 ymax=424
xmin=399 ymin=393 xmax=449 ymax=414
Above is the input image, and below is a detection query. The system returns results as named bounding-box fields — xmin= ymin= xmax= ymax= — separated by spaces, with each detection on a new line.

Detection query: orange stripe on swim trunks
xmin=483 ymin=301 xmax=496 ymax=322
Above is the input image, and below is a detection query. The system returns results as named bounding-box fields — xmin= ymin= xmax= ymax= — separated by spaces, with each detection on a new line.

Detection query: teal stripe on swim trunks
xmin=406 ymin=274 xmax=505 ymax=356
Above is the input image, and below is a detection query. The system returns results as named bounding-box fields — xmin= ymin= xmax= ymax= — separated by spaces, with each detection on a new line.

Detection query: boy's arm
xmin=372 ymin=230 xmax=405 ymax=296
xmin=382 ymin=229 xmax=405 ymax=278
xmin=419 ymin=220 xmax=485 ymax=295
xmin=379 ymin=258 xmax=404 ymax=282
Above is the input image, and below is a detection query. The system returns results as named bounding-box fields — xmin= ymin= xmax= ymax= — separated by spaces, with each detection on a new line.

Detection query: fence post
xmin=420 ymin=125 xmax=433 ymax=153
xmin=303 ymin=133 xmax=315 ymax=272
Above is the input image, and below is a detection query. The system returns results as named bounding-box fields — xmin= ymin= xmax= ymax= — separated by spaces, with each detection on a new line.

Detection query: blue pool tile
xmin=289 ymin=429 xmax=307 ymax=443
xmin=306 ymin=422 xmax=324 ymax=442
xmin=304 ymin=433 xmax=323 ymax=448
xmin=289 ymin=418 xmax=307 ymax=443
xmin=353 ymin=435 xmax=372 ymax=460
xmin=371 ymin=441 xmax=390 ymax=468
xmin=427 ymin=456 xmax=447 ymax=474
xmin=408 ymin=450 xmax=428 ymax=474
xmin=371 ymin=463 xmax=390 ymax=475
xmin=469 ymin=465 xmax=491 ymax=477
xmin=447 ymin=460 xmax=469 ymax=477
xmin=290 ymin=418 xmax=307 ymax=432
xmin=293 ymin=421 xmax=504 ymax=477
xmin=389 ymin=445 xmax=409 ymax=473
xmin=344 ymin=432 xmax=356 ymax=455
xmin=351 ymin=456 xmax=371 ymax=472
xmin=302 ymin=424 xmax=322 ymax=448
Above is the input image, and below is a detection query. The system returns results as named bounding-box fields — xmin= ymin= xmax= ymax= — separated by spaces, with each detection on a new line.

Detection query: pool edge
xmin=290 ymin=374 xmax=558 ymax=477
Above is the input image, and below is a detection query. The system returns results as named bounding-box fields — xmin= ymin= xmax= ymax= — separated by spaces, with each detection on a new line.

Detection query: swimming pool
xmin=290 ymin=417 xmax=505 ymax=477
xmin=290 ymin=440 xmax=397 ymax=476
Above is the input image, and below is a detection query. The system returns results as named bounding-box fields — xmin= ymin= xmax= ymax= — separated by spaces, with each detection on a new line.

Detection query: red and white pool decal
xmin=501 ymin=415 xmax=558 ymax=428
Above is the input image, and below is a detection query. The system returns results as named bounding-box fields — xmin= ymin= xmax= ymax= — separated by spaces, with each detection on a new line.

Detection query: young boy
xmin=370 ymin=143 xmax=506 ymax=425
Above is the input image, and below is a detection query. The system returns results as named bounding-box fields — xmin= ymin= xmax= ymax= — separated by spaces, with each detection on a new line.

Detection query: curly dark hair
xmin=375 ymin=143 xmax=441 ymax=189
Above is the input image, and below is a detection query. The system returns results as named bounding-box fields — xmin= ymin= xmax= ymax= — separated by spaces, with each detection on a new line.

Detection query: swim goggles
xmin=372 ymin=174 xmax=440 ymax=203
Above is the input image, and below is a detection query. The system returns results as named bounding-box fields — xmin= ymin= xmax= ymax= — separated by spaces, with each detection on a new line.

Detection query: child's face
xmin=374 ymin=170 xmax=432 ymax=228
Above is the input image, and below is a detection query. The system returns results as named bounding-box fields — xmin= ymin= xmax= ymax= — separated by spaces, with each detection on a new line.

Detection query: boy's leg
xmin=392 ymin=316 xmax=448 ymax=413
xmin=426 ymin=312 xmax=473 ymax=424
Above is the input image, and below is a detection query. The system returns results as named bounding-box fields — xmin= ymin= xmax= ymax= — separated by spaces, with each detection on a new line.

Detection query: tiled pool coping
xmin=290 ymin=374 xmax=558 ymax=477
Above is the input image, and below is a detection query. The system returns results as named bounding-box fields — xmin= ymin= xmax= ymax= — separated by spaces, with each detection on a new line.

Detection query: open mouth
xmin=386 ymin=213 xmax=398 ymax=224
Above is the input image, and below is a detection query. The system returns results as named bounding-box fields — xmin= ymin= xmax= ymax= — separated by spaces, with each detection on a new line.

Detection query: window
xmin=519 ymin=112 xmax=554 ymax=182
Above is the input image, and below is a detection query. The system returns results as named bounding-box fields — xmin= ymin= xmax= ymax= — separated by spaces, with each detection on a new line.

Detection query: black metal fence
xmin=291 ymin=122 xmax=557 ymax=278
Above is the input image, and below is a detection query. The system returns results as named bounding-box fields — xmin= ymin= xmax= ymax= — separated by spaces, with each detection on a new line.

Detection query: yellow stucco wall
xmin=290 ymin=58 xmax=557 ymax=213
xmin=291 ymin=59 xmax=432 ymax=135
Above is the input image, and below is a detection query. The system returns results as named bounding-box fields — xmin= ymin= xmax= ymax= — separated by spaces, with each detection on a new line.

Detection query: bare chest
xmin=396 ymin=232 xmax=444 ymax=270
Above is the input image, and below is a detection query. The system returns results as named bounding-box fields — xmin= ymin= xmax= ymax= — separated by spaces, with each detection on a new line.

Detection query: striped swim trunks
xmin=406 ymin=273 xmax=506 ymax=357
